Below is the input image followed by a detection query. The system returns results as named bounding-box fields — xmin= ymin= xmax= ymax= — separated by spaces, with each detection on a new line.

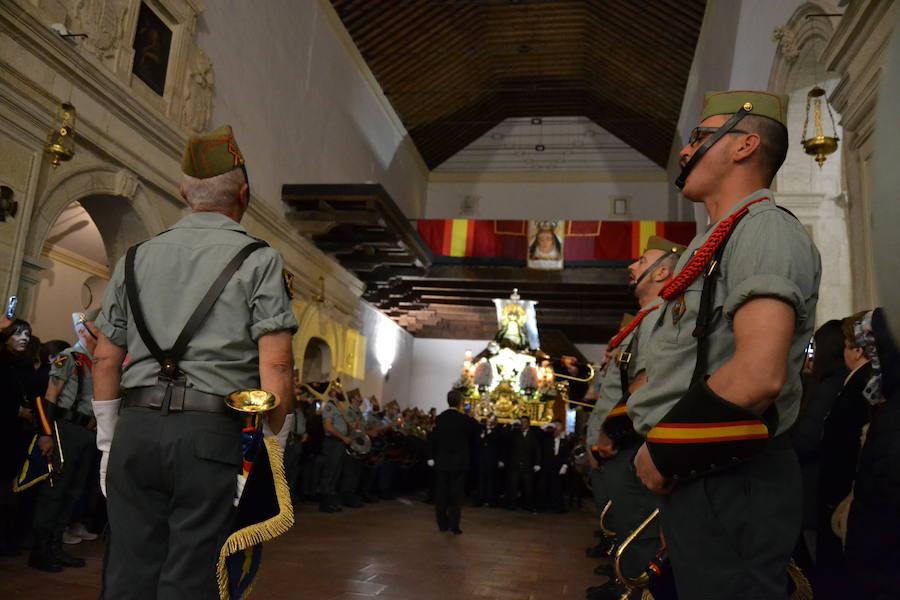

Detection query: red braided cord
xmin=659 ymin=197 xmax=768 ymax=301
xmin=608 ymin=304 xmax=660 ymax=351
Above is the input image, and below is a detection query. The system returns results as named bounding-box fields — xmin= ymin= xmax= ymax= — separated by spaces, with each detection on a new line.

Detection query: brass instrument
xmin=613 ymin=508 xmax=659 ymax=600
xmin=599 ymin=500 xmax=617 ymax=539
xmin=225 ymin=389 xmax=280 ymax=429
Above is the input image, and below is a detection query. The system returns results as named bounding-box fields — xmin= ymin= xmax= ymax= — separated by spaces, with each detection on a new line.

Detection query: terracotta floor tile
xmin=0 ymin=498 xmax=603 ymax=599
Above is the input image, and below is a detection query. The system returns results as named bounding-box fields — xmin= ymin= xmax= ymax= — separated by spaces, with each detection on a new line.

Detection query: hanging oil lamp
xmin=45 ymin=102 xmax=77 ymax=168
xmin=800 ymin=87 xmax=839 ymax=168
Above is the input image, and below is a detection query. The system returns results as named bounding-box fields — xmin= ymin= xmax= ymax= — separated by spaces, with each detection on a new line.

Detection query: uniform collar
xmin=709 ymin=188 xmax=773 ymax=229
xmin=170 ymin=211 xmax=248 ymax=233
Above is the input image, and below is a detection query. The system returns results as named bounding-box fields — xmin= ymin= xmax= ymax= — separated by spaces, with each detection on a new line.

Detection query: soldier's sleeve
xmin=49 ymin=349 xmax=75 ymax=382
xmin=96 ymin=258 xmax=129 ymax=347
xmin=322 ymin=402 xmax=335 ymax=422
xmin=722 ymin=209 xmax=820 ymax=323
xmin=248 ymin=248 xmax=299 ymax=341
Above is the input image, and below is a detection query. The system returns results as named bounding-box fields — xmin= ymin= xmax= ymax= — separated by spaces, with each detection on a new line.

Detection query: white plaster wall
xmin=195 ymin=0 xmax=427 ymax=217
xmin=728 ymin=0 xmax=807 ymax=90
xmin=425 ymin=180 xmax=671 ymax=221
xmin=28 ymin=257 xmax=107 ymax=343
xmin=355 ymin=302 xmax=414 ymax=407
xmin=408 ymin=338 xmax=491 ymax=413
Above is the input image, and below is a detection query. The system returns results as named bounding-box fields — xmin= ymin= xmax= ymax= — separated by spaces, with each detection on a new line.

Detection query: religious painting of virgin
xmin=527 ymin=220 xmax=565 ymax=270
xmin=131 ymin=2 xmax=172 ymax=96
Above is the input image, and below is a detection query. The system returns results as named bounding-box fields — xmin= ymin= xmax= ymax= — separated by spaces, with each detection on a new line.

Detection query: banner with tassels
xmin=217 ymin=435 xmax=293 ymax=600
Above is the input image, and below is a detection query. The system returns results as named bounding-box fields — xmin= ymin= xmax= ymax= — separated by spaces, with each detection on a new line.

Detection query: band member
xmin=630 ymin=91 xmax=821 ymax=599
xmin=320 ymin=385 xmax=352 ymax=513
xmin=92 ymin=125 xmax=297 ymax=598
xmin=587 ymin=237 xmax=685 ymax=600
xmin=429 ymin=389 xmax=480 ymax=534
xmin=28 ymin=311 xmax=101 ymax=572
xmin=339 ymin=390 xmax=365 ymax=508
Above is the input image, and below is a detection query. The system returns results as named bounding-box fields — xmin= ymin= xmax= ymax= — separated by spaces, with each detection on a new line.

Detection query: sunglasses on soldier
xmin=688 ymin=126 xmax=750 ymax=148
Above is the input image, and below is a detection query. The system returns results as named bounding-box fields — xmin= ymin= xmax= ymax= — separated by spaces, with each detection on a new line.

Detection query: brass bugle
xmin=225 ymin=389 xmax=280 ymax=429
xmin=613 ymin=508 xmax=659 ymax=597
xmin=599 ymin=499 xmax=617 ymax=538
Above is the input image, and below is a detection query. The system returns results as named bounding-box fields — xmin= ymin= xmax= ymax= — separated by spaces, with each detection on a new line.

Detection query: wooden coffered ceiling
xmin=330 ymin=0 xmax=707 ymax=169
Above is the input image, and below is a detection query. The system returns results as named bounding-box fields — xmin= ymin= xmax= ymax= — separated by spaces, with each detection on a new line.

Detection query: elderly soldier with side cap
xmin=629 ymin=92 xmax=821 ymax=599
xmin=91 ymin=125 xmax=298 ymax=599
xmin=585 ymin=236 xmax=684 ymax=600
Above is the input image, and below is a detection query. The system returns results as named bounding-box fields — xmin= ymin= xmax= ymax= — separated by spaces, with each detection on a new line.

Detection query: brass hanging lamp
xmin=800 ymin=87 xmax=839 ymax=168
xmin=45 ymin=102 xmax=77 ymax=167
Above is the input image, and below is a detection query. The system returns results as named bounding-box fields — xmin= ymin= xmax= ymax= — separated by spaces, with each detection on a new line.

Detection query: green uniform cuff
xmin=249 ymin=312 xmax=298 ymax=342
xmin=645 ymin=379 xmax=770 ymax=481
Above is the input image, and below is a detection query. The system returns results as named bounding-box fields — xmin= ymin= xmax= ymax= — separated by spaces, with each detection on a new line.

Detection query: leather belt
xmin=122 ymin=386 xmax=228 ymax=414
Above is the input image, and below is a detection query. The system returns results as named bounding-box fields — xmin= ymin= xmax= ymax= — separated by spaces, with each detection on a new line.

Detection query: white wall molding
xmin=42 ymin=242 xmax=110 ymax=279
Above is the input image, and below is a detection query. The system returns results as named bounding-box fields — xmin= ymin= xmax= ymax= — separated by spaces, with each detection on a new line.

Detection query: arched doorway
xmin=302 ymin=336 xmax=333 ymax=383
xmin=19 ymin=166 xmax=164 ymax=341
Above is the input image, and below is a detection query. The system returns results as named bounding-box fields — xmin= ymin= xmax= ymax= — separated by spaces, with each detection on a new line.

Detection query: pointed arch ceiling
xmin=330 ymin=0 xmax=707 ymax=169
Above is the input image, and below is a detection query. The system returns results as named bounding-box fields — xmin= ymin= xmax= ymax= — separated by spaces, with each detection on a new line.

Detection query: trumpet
xmin=613 ymin=508 xmax=659 ymax=599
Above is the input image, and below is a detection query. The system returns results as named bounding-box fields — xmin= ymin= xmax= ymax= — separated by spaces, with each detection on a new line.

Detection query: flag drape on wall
xmin=416 ymin=220 xmax=696 ymax=262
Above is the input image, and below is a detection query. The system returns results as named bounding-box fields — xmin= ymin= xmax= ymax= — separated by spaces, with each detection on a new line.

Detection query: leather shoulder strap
xmin=125 ymin=240 xmax=268 ymax=376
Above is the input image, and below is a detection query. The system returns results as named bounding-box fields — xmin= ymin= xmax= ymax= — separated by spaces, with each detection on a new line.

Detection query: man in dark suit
xmin=538 ymin=420 xmax=571 ymax=513
xmin=429 ymin=389 xmax=479 ymax=534
xmin=505 ymin=415 xmax=542 ymax=511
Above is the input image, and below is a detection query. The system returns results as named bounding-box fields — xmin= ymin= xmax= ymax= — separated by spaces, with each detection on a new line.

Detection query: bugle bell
xmin=225 ymin=389 xmax=280 ymax=429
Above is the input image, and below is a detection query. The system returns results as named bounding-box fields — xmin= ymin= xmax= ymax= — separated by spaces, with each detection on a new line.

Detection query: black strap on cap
xmin=676 ymin=106 xmax=752 ymax=190
xmin=125 ymin=240 xmax=268 ymax=378
xmin=631 ymin=251 xmax=675 ymax=290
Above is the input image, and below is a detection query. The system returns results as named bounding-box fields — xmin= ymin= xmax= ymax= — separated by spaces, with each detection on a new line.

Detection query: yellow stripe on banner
xmin=449 ymin=219 xmax=469 ymax=257
xmin=639 ymin=221 xmax=656 ymax=254
xmin=647 ymin=423 xmax=768 ymax=442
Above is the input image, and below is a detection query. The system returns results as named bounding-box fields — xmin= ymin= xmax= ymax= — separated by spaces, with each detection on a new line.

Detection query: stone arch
xmin=768 ymin=1 xmax=852 ymax=325
xmin=292 ymin=301 xmax=346 ymax=382
xmin=25 ymin=163 xmax=166 ymax=267
xmin=301 ymin=337 xmax=333 ymax=383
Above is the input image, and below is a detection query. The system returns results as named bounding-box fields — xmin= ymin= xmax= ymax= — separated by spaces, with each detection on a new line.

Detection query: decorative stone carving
xmin=181 ymin=48 xmax=214 ymax=134
xmin=114 ymin=168 xmax=139 ymax=198
xmin=772 ymin=25 xmax=800 ymax=64
xmin=69 ymin=0 xmax=127 ymax=60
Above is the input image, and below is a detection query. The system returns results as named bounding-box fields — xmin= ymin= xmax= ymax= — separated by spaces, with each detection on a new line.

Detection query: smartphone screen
xmin=5 ymin=296 xmax=16 ymax=319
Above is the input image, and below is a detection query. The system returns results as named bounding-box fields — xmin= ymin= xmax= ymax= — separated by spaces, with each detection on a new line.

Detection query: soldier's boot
xmin=50 ymin=531 xmax=85 ymax=568
xmin=27 ymin=534 xmax=63 ymax=573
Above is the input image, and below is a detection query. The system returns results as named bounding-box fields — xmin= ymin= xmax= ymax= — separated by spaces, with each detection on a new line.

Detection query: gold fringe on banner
xmin=216 ymin=436 xmax=294 ymax=600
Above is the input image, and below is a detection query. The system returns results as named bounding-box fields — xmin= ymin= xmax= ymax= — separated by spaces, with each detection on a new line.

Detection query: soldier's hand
xmin=0 ymin=315 xmax=13 ymax=332
xmin=587 ymin=450 xmax=600 ymax=470
xmin=595 ymin=431 xmax=618 ymax=459
xmin=634 ymin=443 xmax=671 ymax=495
xmin=37 ymin=435 xmax=55 ymax=458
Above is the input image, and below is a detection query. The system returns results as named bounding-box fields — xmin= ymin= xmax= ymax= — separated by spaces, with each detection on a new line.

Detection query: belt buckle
xmin=617 ymin=351 xmax=632 ymax=366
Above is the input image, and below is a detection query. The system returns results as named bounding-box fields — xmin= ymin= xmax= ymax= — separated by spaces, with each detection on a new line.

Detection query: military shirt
xmin=50 ymin=342 xmax=94 ymax=417
xmin=96 ymin=212 xmax=298 ymax=397
xmin=628 ymin=190 xmax=821 ymax=437
xmin=585 ymin=302 xmax=659 ymax=444
xmin=346 ymin=405 xmax=363 ymax=431
xmin=322 ymin=400 xmax=350 ymax=436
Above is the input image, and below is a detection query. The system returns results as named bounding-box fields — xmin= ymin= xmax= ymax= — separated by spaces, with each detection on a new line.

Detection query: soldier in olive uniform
xmin=28 ymin=310 xmax=101 ymax=572
xmin=91 ymin=125 xmax=297 ymax=599
xmin=320 ymin=387 xmax=352 ymax=512
xmin=585 ymin=237 xmax=685 ymax=600
xmin=339 ymin=390 xmax=366 ymax=507
xmin=630 ymin=92 xmax=821 ymax=599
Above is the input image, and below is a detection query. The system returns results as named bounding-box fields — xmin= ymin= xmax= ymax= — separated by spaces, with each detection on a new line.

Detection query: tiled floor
xmin=0 ymin=498 xmax=608 ymax=599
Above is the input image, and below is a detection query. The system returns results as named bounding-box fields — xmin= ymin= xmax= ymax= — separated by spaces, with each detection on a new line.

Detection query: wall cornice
xmin=42 ymin=242 xmax=110 ymax=279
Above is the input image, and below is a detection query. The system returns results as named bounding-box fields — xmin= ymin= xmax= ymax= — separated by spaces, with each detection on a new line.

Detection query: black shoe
xmin=586 ymin=540 xmax=611 ymax=558
xmin=319 ymin=503 xmax=342 ymax=513
xmin=438 ymin=526 xmax=449 ymax=532
xmin=593 ymin=563 xmax=613 ymax=577
xmin=594 ymin=529 xmax=604 ymax=538
xmin=451 ymin=528 xmax=463 ymax=535
xmin=50 ymin=533 xmax=85 ymax=568
xmin=28 ymin=535 xmax=62 ymax=572
xmin=343 ymin=498 xmax=364 ymax=508
xmin=362 ymin=495 xmax=379 ymax=504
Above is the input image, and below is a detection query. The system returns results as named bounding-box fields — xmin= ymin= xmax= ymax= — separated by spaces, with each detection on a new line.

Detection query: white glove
xmin=92 ymin=398 xmax=121 ymax=498
xmin=497 ymin=461 xmax=505 ymax=469
xmin=559 ymin=464 xmax=568 ymax=475
xmin=427 ymin=459 xmax=435 ymax=467
xmin=263 ymin=413 xmax=294 ymax=451
xmin=533 ymin=465 xmax=541 ymax=473
xmin=234 ymin=474 xmax=247 ymax=507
